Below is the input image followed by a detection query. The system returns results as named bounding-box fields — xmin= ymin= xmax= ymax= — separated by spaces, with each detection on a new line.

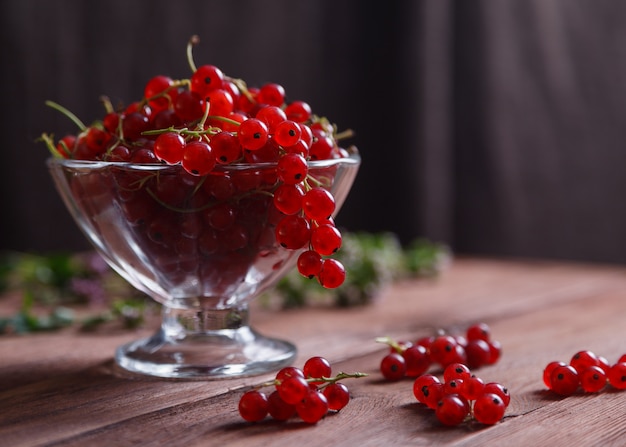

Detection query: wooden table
xmin=1 ymin=257 xmax=625 ymax=446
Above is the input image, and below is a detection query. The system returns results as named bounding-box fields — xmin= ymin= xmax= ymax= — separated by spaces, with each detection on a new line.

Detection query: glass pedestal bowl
xmin=47 ymin=151 xmax=360 ymax=379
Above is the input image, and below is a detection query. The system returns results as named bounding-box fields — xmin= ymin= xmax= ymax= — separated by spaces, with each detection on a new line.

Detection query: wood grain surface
xmin=1 ymin=257 xmax=625 ymax=446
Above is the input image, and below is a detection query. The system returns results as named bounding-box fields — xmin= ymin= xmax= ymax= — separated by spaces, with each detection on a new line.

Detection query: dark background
xmin=2 ymin=0 xmax=625 ymax=264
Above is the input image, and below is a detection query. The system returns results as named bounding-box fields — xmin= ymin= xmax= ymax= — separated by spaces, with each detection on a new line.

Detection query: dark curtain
xmin=2 ymin=0 xmax=625 ymax=264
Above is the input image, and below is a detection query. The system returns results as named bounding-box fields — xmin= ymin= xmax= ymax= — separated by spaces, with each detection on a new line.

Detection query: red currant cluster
xmin=543 ymin=350 xmax=626 ymax=396
xmin=237 ymin=356 xmax=366 ymax=424
xmin=413 ymin=363 xmax=511 ymax=426
xmin=377 ymin=322 xmax=502 ymax=381
xmin=42 ymin=36 xmax=356 ymax=288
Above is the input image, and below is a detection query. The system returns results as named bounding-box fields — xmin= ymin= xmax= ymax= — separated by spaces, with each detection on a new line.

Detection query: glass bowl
xmin=47 ymin=151 xmax=360 ymax=379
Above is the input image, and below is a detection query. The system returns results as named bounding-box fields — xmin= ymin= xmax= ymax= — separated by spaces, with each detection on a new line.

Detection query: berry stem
xmin=45 ymin=100 xmax=87 ymax=132
xmin=375 ymin=336 xmax=405 ymax=354
xmin=186 ymin=35 xmax=201 ymax=73
xmin=38 ymin=133 xmax=66 ymax=158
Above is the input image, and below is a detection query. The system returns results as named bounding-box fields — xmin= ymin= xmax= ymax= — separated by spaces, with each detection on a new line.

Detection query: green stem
xmin=45 ymin=100 xmax=87 ymax=132
xmin=375 ymin=336 xmax=405 ymax=354
xmin=186 ymin=35 xmax=200 ymax=73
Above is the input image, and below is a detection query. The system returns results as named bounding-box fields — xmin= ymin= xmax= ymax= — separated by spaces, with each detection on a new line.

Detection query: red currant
xmin=238 ymin=390 xmax=268 ymax=422
xmin=273 ymin=184 xmax=304 ymax=215
xmin=277 ymin=153 xmax=308 ymax=185
xmin=303 ymin=356 xmax=332 ymax=385
xmin=302 ymin=187 xmax=335 ymax=221
xmin=607 ymin=362 xmax=626 ymax=390
xmin=473 ymin=393 xmax=506 ymax=425
xmin=297 ymin=250 xmax=323 ymax=278
xmin=549 ymin=365 xmax=580 ymax=396
xmin=238 ymin=118 xmax=268 ymax=150
xmin=435 ymin=394 xmax=470 ymax=426
xmin=310 ymin=224 xmax=342 ymax=256
xmin=267 ymin=390 xmax=296 ymax=421
xmin=322 ymin=382 xmax=350 ymax=411
xmin=181 ymin=140 xmax=215 ymax=176
xmin=380 ymin=352 xmax=406 ymax=381
xmin=580 ymin=365 xmax=607 ymax=393
xmin=190 ymin=64 xmax=225 ymax=96
xmin=273 ymin=119 xmax=302 ymax=147
xmin=295 ymin=389 xmax=328 ymax=424
xmin=275 ymin=215 xmax=311 ymax=249
xmin=317 ymin=258 xmax=345 ymax=289
xmin=413 ymin=374 xmax=441 ymax=404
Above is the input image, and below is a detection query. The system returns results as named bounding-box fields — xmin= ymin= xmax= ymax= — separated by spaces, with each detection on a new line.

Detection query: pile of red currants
xmin=413 ymin=363 xmax=511 ymax=426
xmin=543 ymin=350 xmax=626 ymax=395
xmin=377 ymin=322 xmax=502 ymax=381
xmin=42 ymin=35 xmax=356 ymax=289
xmin=237 ymin=356 xmax=366 ymax=424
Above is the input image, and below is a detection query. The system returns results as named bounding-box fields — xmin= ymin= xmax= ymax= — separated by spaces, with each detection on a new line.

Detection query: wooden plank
xmin=1 ymin=258 xmax=625 ymax=446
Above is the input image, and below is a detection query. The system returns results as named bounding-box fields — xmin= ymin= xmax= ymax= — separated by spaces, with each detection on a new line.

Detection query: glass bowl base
xmin=115 ymin=325 xmax=297 ymax=379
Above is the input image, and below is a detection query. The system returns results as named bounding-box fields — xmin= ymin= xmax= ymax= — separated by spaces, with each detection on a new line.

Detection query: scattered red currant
xmin=543 ymin=351 xmax=626 ymax=395
xmin=412 ymin=364 xmax=510 ymax=426
xmin=237 ymin=356 xmax=366 ymax=424
xmin=376 ymin=322 xmax=501 ymax=380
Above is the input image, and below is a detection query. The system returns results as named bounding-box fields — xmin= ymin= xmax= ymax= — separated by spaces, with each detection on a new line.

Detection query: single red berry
xmin=310 ymin=224 xmax=342 ymax=256
xmin=211 ymin=131 xmax=241 ymax=164
xmin=190 ymin=64 xmax=225 ymax=96
xmin=549 ymin=365 xmax=580 ymax=396
xmin=154 ymin=132 xmax=186 ymax=164
xmin=607 ymin=362 xmax=626 ymax=390
xmin=580 ymin=365 xmax=607 ymax=393
xmin=482 ymin=382 xmax=511 ymax=407
xmin=174 ymin=90 xmax=205 ymax=123
xmin=267 ymin=390 xmax=296 ymax=421
xmin=435 ymin=394 xmax=470 ymax=426
xmin=380 ymin=352 xmax=406 ymax=381
xmin=309 ymin=129 xmax=334 ymax=160
xmin=429 ymin=335 xmax=459 ymax=367
xmin=461 ymin=375 xmax=485 ymax=401
xmin=317 ymin=258 xmax=346 ymax=289
xmin=322 ymin=382 xmax=350 ymax=411
xmin=182 ymin=140 xmax=215 ymax=176
xmin=443 ymin=363 xmax=472 ymax=383
xmin=297 ymin=250 xmax=323 ymax=278
xmin=473 ymin=393 xmax=506 ymax=425
xmin=285 ymin=100 xmax=312 ymax=123
xmin=255 ymin=105 xmax=287 ymax=133
xmin=466 ymin=322 xmax=491 ymax=341
xmin=413 ymin=374 xmax=441 ymax=404
xmin=296 ymin=389 xmax=329 ymax=424
xmin=302 ymin=188 xmax=336 ymax=221
xmin=402 ymin=344 xmax=431 ymax=377
xmin=277 ymin=153 xmax=308 ymax=185
xmin=238 ymin=390 xmax=268 ymax=422
xmin=277 ymin=375 xmax=310 ymax=405
xmin=258 ymin=82 xmax=285 ymax=107
xmin=303 ymin=356 xmax=332 ymax=385
xmin=204 ymin=88 xmax=234 ymax=117
xmin=238 ymin=118 xmax=268 ymax=150
xmin=570 ymin=350 xmax=601 ymax=374
xmin=273 ymin=119 xmax=302 ymax=147
xmin=465 ymin=339 xmax=491 ymax=369
xmin=275 ymin=215 xmax=311 ymax=249
xmin=543 ymin=361 xmax=567 ymax=389
xmin=273 ymin=184 xmax=304 ymax=215
xmin=144 ymin=75 xmax=174 ymax=112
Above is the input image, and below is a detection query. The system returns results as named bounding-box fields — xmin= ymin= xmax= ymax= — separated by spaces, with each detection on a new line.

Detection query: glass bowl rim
xmin=46 ymin=147 xmax=360 ymax=172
